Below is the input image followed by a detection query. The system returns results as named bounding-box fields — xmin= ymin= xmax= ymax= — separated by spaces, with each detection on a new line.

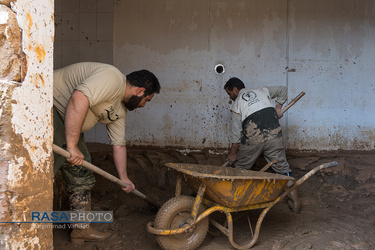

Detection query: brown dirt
xmin=53 ymin=143 xmax=375 ymax=250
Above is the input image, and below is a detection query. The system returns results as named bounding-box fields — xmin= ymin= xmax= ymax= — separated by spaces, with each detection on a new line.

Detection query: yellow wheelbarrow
xmin=147 ymin=161 xmax=338 ymax=250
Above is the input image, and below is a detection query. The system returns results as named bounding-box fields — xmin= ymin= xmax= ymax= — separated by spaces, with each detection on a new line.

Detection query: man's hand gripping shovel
xmin=53 ymin=144 xmax=160 ymax=209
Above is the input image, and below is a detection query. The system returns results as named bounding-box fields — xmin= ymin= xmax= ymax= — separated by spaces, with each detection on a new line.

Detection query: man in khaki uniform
xmin=224 ymin=77 xmax=300 ymax=213
xmin=53 ymin=62 xmax=160 ymax=243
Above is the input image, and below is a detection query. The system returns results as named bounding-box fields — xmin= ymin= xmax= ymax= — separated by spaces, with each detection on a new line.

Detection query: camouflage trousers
xmin=68 ymin=190 xmax=91 ymax=229
xmin=53 ymin=107 xmax=96 ymax=192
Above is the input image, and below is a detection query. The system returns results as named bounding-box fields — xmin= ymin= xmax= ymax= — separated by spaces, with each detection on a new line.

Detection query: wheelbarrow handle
xmin=280 ymin=161 xmax=338 ymax=200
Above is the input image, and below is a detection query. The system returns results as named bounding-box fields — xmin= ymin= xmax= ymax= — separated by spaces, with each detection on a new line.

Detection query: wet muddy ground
xmin=53 ymin=143 xmax=375 ymax=250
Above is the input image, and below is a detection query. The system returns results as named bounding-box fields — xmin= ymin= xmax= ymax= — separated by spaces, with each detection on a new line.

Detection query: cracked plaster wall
xmin=0 ymin=0 xmax=54 ymax=248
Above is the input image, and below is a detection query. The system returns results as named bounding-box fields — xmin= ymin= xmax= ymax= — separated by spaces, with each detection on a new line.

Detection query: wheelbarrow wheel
xmin=155 ymin=195 xmax=209 ymax=250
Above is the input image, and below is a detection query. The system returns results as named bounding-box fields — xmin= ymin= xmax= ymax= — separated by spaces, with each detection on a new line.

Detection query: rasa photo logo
xmin=31 ymin=211 xmax=113 ymax=223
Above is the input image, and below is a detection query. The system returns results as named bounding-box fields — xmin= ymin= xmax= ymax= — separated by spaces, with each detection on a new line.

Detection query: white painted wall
xmin=113 ymin=0 xmax=289 ymax=149
xmin=89 ymin=0 xmax=374 ymax=151
xmin=287 ymin=0 xmax=375 ymax=150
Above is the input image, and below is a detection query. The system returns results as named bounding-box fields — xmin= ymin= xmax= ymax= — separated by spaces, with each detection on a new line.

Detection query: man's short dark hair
xmin=126 ymin=70 xmax=161 ymax=96
xmin=224 ymin=77 xmax=245 ymax=91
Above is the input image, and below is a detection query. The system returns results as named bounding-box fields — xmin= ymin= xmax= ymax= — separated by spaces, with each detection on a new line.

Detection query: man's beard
xmin=125 ymin=95 xmax=144 ymax=111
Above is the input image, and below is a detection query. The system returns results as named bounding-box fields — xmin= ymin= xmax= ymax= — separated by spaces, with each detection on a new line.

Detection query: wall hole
xmin=214 ymin=64 xmax=225 ymax=75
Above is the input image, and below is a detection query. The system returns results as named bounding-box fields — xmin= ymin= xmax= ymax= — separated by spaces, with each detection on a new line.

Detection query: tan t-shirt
xmin=53 ymin=62 xmax=127 ymax=146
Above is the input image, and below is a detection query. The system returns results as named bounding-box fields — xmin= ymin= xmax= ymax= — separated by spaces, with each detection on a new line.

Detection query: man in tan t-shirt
xmin=53 ymin=62 xmax=161 ymax=243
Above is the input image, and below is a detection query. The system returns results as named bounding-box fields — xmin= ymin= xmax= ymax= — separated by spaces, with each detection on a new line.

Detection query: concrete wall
xmin=54 ymin=0 xmax=114 ymax=69
xmin=53 ymin=0 xmax=374 ymax=151
xmin=0 ymin=0 xmax=54 ymax=248
xmin=287 ymin=0 xmax=375 ymax=150
xmin=111 ymin=0 xmax=375 ymax=151
xmin=53 ymin=0 xmax=116 ymax=144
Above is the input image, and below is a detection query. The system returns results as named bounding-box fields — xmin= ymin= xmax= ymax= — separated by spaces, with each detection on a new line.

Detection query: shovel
xmin=53 ymin=144 xmax=160 ymax=209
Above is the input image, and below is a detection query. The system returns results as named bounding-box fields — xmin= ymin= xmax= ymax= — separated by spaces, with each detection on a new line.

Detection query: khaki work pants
xmin=235 ymin=136 xmax=291 ymax=175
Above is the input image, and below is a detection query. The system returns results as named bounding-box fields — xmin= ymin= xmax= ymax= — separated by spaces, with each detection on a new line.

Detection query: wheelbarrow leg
xmin=260 ymin=160 xmax=301 ymax=213
xmin=227 ymin=206 xmax=273 ymax=250
xmin=286 ymin=180 xmax=301 ymax=214
xmin=175 ymin=175 xmax=182 ymax=197
xmin=192 ymin=184 xmax=206 ymax=220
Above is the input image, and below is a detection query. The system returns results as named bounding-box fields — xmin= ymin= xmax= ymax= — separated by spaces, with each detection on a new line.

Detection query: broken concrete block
xmin=0 ymin=4 xmax=22 ymax=82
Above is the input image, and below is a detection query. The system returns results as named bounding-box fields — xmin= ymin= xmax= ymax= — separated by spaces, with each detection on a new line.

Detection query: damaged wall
xmin=110 ymin=0 xmax=375 ymax=151
xmin=0 ymin=0 xmax=54 ymax=248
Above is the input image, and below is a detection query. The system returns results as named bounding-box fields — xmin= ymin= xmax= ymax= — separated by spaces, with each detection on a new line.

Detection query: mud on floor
xmin=53 ymin=143 xmax=375 ymax=250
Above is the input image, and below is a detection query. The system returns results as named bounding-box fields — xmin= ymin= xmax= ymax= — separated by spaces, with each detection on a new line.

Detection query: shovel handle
xmin=280 ymin=91 xmax=305 ymax=116
xmin=222 ymin=161 xmax=230 ymax=167
xmin=259 ymin=160 xmax=278 ymax=172
xmin=52 ymin=144 xmax=160 ymax=208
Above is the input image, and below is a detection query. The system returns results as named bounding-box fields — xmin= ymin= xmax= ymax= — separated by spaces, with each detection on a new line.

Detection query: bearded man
xmin=53 ymin=62 xmax=160 ymax=243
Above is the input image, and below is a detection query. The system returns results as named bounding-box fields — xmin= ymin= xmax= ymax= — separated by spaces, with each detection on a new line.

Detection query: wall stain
xmin=287 ymin=125 xmax=375 ymax=151
xmin=29 ymin=73 xmax=45 ymax=87
xmin=35 ymin=44 xmax=46 ymax=63
xmin=26 ymin=12 xmax=33 ymax=38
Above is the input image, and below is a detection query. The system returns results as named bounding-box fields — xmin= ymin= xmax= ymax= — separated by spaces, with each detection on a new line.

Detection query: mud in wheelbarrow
xmin=147 ymin=161 xmax=338 ymax=250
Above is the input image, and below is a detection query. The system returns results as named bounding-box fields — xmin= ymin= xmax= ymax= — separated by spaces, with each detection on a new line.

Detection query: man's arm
xmin=275 ymin=104 xmax=283 ymax=118
xmin=228 ymin=143 xmax=240 ymax=165
xmin=267 ymin=86 xmax=287 ymax=104
xmin=267 ymin=86 xmax=288 ymax=118
xmin=65 ymin=90 xmax=89 ymax=165
xmin=113 ymin=145 xmax=135 ymax=193
xmin=228 ymin=111 xmax=242 ymax=165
